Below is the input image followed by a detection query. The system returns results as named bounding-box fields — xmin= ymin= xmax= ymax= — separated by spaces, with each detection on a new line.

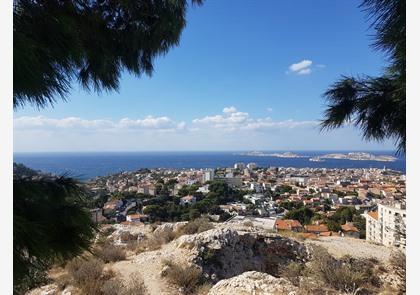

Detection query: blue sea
xmin=13 ymin=151 xmax=406 ymax=181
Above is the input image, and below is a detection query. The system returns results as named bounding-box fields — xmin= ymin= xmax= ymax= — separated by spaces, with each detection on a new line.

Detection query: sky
xmin=14 ymin=0 xmax=396 ymax=152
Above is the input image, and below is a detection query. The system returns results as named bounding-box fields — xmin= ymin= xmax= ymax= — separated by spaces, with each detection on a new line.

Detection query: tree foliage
xmin=14 ymin=175 xmax=96 ymax=292
xmin=284 ymin=207 xmax=314 ymax=225
xmin=321 ymin=0 xmax=405 ymax=153
xmin=14 ymin=0 xmax=202 ymax=109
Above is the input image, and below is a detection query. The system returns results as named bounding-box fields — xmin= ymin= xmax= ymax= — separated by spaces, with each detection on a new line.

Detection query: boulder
xmin=176 ymin=228 xmax=308 ymax=281
xmin=208 ymin=271 xmax=297 ymax=295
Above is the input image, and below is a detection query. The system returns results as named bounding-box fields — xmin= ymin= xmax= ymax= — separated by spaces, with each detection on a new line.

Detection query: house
xmin=304 ymin=223 xmax=329 ymax=235
xmin=180 ymin=195 xmax=196 ymax=206
xmin=126 ymin=213 xmax=141 ymax=222
xmin=103 ymin=199 xmax=123 ymax=214
xmin=274 ymin=219 xmax=303 ymax=232
xmin=126 ymin=213 xmax=149 ymax=223
xmin=340 ymin=222 xmax=360 ymax=238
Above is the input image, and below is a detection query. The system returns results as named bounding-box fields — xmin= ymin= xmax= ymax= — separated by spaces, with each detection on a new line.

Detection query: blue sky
xmin=14 ymin=0 xmax=396 ymax=152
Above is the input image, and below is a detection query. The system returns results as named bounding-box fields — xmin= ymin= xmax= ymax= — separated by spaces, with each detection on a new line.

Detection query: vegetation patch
xmin=95 ymin=243 xmax=126 ymax=263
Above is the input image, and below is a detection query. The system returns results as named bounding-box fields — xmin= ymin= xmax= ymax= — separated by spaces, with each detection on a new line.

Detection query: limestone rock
xmin=208 ymin=271 xmax=298 ymax=295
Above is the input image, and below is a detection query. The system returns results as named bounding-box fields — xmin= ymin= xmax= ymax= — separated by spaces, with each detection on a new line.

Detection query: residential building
xmin=180 ymin=195 xmax=197 ymax=206
xmin=365 ymin=202 xmax=406 ymax=248
xmin=340 ymin=222 xmax=360 ymax=238
xmin=274 ymin=219 xmax=303 ymax=232
xmin=202 ymin=169 xmax=214 ymax=182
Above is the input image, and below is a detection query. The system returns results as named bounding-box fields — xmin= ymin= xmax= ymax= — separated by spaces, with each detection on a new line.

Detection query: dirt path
xmin=112 ymin=241 xmax=189 ymax=295
xmin=304 ymin=236 xmax=394 ymax=261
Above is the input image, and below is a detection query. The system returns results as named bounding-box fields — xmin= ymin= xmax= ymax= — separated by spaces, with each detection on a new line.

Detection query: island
xmin=238 ymin=151 xmax=307 ymax=158
xmin=314 ymin=152 xmax=397 ymax=162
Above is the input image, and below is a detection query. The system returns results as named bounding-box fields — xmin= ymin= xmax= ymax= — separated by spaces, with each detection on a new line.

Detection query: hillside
xmin=27 ymin=220 xmax=405 ymax=295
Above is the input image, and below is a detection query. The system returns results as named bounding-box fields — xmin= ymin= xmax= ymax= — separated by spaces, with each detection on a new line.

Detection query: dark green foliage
xmin=326 ymin=220 xmax=341 ymax=232
xmin=330 ymin=207 xmax=357 ymax=224
xmin=321 ymin=0 xmax=405 ymax=153
xmin=14 ymin=175 xmax=97 ymax=292
xmin=14 ymin=0 xmax=203 ymax=109
xmin=178 ymin=184 xmax=199 ymax=197
xmin=284 ymin=207 xmax=314 ymax=225
xmin=280 ymin=201 xmax=304 ymax=211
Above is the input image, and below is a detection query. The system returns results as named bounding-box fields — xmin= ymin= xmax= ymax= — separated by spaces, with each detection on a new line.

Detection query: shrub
xmin=101 ymin=273 xmax=148 ymax=295
xmin=101 ymin=278 xmax=123 ymax=295
xmin=390 ymin=251 xmax=406 ymax=294
xmin=120 ymin=231 xmax=137 ymax=243
xmin=195 ymin=282 xmax=213 ymax=295
xmin=162 ymin=260 xmax=203 ymax=294
xmin=102 ymin=226 xmax=117 ymax=237
xmin=95 ymin=243 xmax=126 ymax=263
xmin=122 ymin=273 xmax=148 ymax=295
xmin=308 ymin=246 xmax=379 ymax=293
xmin=66 ymin=257 xmax=104 ymax=294
xmin=177 ymin=218 xmax=214 ymax=236
xmin=243 ymin=220 xmax=254 ymax=227
xmin=279 ymin=262 xmax=305 ymax=286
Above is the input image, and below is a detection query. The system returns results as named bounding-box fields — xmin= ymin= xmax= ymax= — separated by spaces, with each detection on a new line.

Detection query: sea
xmin=13 ymin=151 xmax=406 ymax=181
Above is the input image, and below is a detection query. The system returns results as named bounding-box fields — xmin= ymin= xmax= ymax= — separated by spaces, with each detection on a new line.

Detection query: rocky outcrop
xmin=176 ymin=228 xmax=308 ymax=281
xmin=153 ymin=222 xmax=187 ymax=236
xmin=208 ymin=271 xmax=297 ymax=295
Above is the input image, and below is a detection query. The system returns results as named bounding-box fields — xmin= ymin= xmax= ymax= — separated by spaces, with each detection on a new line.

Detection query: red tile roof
xmin=305 ymin=224 xmax=329 ymax=233
xmin=341 ymin=223 xmax=359 ymax=232
xmin=367 ymin=211 xmax=379 ymax=220
xmin=275 ymin=219 xmax=303 ymax=230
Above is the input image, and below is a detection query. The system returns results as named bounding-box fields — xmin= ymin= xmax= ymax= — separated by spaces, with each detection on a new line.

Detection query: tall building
xmin=234 ymin=162 xmax=245 ymax=170
xmin=247 ymin=162 xmax=257 ymax=170
xmin=365 ymin=201 xmax=406 ymax=248
xmin=202 ymin=169 xmax=214 ymax=183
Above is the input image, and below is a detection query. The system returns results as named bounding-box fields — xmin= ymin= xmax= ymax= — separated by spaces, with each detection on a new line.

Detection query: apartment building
xmin=365 ymin=202 xmax=406 ymax=248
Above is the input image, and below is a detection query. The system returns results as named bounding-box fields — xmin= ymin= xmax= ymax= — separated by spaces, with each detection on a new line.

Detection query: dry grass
xmin=95 ymin=243 xmax=127 ymax=263
xmin=120 ymin=231 xmax=138 ymax=243
xmin=101 ymin=273 xmax=148 ymax=295
xmin=276 ymin=230 xmax=309 ymax=241
xmin=195 ymin=282 xmax=213 ymax=295
xmin=66 ymin=257 xmax=105 ymax=295
xmin=278 ymin=262 xmax=305 ymax=286
xmin=162 ymin=260 xmax=203 ymax=295
xmin=307 ymin=246 xmax=380 ymax=294
xmin=243 ymin=220 xmax=254 ymax=227
xmin=136 ymin=229 xmax=177 ymax=253
xmin=389 ymin=251 xmax=406 ymax=294
xmin=176 ymin=218 xmax=214 ymax=236
xmin=121 ymin=273 xmax=148 ymax=295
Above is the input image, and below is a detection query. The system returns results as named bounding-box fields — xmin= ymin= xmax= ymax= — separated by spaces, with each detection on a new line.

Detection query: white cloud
xmin=13 ymin=108 xmax=394 ymax=152
xmin=287 ymin=59 xmax=325 ymax=75
xmin=193 ymin=107 xmax=317 ymax=131
xmin=289 ymin=59 xmax=312 ymax=73
xmin=266 ymin=107 xmax=273 ymax=112
xmin=14 ymin=115 xmax=181 ymax=131
xmin=222 ymin=106 xmax=237 ymax=113
xmin=297 ymin=68 xmax=311 ymax=75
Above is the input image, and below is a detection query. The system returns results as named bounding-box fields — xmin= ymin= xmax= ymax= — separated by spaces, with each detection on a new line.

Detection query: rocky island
xmin=314 ymin=152 xmax=398 ymax=162
xmin=239 ymin=151 xmax=307 ymax=158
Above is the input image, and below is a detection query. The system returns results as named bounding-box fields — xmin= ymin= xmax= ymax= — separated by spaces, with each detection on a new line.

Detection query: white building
xmin=247 ymin=162 xmax=257 ymax=170
xmin=234 ymin=162 xmax=245 ymax=170
xmin=250 ymin=182 xmax=263 ymax=193
xmin=180 ymin=195 xmax=197 ymax=206
xmin=202 ymin=169 xmax=214 ymax=183
xmin=365 ymin=202 xmax=406 ymax=248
